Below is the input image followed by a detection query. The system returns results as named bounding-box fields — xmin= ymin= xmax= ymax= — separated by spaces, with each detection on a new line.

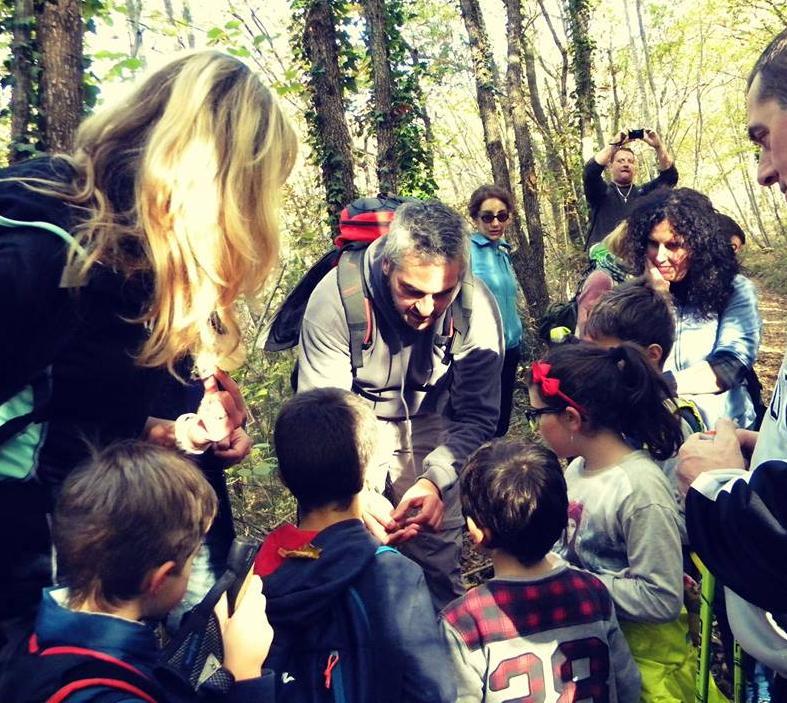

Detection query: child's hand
xmin=217 ymin=576 xmax=273 ymax=681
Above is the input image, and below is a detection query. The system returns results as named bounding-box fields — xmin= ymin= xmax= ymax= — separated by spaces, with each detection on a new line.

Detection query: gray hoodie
xmin=297 ymin=236 xmax=504 ymax=492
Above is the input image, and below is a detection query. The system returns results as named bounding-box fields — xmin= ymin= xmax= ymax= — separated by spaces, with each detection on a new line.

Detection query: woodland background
xmin=2 ymin=0 xmax=785 ymax=531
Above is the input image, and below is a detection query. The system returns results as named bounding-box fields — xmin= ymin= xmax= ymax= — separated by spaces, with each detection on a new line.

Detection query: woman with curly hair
xmin=626 ymin=187 xmax=761 ymax=428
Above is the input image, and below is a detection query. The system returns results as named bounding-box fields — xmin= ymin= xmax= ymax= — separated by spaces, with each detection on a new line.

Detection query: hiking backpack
xmin=265 ymin=545 xmax=394 ymax=703
xmin=260 ymin=194 xmax=474 ymax=378
xmin=0 ymin=216 xmax=84 ymax=482
xmin=0 ymin=634 xmax=166 ymax=703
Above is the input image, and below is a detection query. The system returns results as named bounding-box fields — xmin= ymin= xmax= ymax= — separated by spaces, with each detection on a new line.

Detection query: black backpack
xmin=261 ymin=195 xmax=473 ymax=378
xmin=265 ymin=545 xmax=393 ymax=703
xmin=0 ymin=635 xmax=166 ymax=703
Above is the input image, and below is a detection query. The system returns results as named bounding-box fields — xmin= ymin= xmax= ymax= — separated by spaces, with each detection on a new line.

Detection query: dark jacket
xmin=583 ymin=158 xmax=679 ymax=248
xmin=262 ymin=519 xmax=456 ymax=703
xmin=0 ymin=157 xmax=161 ymax=487
xmin=3 ymin=587 xmax=274 ymax=703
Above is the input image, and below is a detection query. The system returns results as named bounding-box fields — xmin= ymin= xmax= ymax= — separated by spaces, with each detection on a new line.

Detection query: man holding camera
xmin=583 ymin=129 xmax=678 ymax=248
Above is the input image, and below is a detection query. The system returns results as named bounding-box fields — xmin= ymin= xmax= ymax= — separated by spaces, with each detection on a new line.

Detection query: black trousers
xmin=495 ymin=346 xmax=522 ymax=437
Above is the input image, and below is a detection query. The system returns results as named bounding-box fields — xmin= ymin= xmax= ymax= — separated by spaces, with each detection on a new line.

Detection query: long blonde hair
xmin=34 ymin=50 xmax=297 ymax=374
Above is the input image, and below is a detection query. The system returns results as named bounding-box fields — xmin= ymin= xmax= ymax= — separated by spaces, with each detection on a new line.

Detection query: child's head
xmin=716 ymin=211 xmax=746 ymax=255
xmin=274 ymin=388 xmax=377 ymax=514
xmin=583 ymin=278 xmax=675 ymax=368
xmin=528 ymin=341 xmax=683 ymax=461
xmin=53 ymin=440 xmax=217 ymax=614
xmin=461 ymin=440 xmax=567 ymax=567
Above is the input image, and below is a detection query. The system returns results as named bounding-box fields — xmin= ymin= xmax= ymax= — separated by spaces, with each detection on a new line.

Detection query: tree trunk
xmin=362 ymin=0 xmax=399 ymax=194
xmin=634 ymin=0 xmax=662 ymax=135
xmin=523 ymin=36 xmax=584 ymax=247
xmin=623 ymin=0 xmax=653 ymax=131
xmin=301 ymin=0 xmax=357 ymax=234
xmin=9 ymin=0 xmax=35 ymax=162
xmin=37 ymin=0 xmax=83 ymax=154
xmin=564 ymin=0 xmax=601 ymax=145
xmin=125 ymin=0 xmax=143 ymax=57
xmin=503 ymin=0 xmax=549 ymax=322
xmin=457 ymin=0 xmax=511 ymax=187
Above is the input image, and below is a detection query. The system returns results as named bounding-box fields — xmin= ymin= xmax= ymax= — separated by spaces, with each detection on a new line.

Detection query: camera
xmin=628 ymin=128 xmax=645 ymax=140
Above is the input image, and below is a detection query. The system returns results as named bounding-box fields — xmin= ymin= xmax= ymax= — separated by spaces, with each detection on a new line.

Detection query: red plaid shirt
xmin=439 ymin=561 xmax=640 ymax=702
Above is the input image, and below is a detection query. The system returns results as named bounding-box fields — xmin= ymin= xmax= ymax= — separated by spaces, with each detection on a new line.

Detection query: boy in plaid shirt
xmin=440 ymin=440 xmax=640 ymax=702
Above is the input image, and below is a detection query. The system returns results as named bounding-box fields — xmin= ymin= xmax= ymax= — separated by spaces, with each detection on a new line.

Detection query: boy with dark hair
xmin=584 ymin=277 xmax=676 ymax=369
xmin=255 ymin=387 xmax=455 ymax=703
xmin=1 ymin=440 xmax=275 ymax=702
xmin=439 ymin=439 xmax=640 ymax=703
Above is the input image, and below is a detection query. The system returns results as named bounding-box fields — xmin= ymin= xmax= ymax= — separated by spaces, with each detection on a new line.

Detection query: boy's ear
xmin=646 ymin=343 xmax=664 ymax=367
xmin=466 ymin=516 xmax=492 ymax=546
xmin=144 ymin=561 xmax=178 ymax=596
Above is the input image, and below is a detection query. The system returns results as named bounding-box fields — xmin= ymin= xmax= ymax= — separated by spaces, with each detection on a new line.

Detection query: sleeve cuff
xmin=423 ymin=463 xmax=456 ymax=495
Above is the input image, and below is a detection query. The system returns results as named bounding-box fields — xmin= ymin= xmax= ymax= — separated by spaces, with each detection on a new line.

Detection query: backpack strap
xmin=0 ymin=215 xmax=85 ymax=454
xmin=23 ymin=637 xmax=162 ymax=703
xmin=441 ymin=267 xmax=474 ymax=366
xmin=337 ymin=245 xmax=373 ymax=375
xmin=0 ymin=371 xmax=51 ymax=447
xmin=671 ymin=396 xmax=707 ymax=434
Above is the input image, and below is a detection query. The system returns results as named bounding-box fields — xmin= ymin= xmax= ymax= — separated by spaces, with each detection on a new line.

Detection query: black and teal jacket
xmin=0 ymin=157 xmax=161 ymax=488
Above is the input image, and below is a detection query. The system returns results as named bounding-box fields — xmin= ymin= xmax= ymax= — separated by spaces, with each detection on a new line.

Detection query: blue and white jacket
xmin=664 ymin=274 xmax=761 ymax=428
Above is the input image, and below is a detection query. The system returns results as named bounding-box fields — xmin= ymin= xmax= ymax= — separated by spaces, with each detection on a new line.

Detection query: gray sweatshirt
xmin=555 ymin=450 xmax=684 ymax=623
xmin=297 ymin=237 xmax=504 ymax=492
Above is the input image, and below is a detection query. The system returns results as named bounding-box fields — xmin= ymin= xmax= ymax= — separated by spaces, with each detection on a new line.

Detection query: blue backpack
xmin=266 ymin=545 xmax=394 ymax=703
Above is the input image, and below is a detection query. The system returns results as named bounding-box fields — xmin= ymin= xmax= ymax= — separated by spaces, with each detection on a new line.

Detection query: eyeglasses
xmin=524 ymin=407 xmax=564 ymax=423
xmin=479 ymin=211 xmax=510 ymax=224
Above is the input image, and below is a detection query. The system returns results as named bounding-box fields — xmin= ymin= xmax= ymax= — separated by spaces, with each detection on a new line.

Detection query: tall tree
xmin=503 ymin=0 xmax=549 ymax=321
xmin=297 ymin=0 xmax=357 ymax=234
xmin=362 ymin=0 xmax=398 ymax=194
xmin=37 ymin=0 xmax=83 ymax=153
xmin=564 ymin=0 xmax=603 ymax=146
xmin=9 ymin=0 xmax=35 ymax=162
xmin=457 ymin=0 xmax=510 ymax=187
xmin=523 ymin=34 xmax=583 ymax=247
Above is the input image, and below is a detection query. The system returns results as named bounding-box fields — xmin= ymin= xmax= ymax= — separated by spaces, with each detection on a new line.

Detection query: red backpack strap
xmin=47 ymin=678 xmax=158 ymax=703
xmin=24 ymin=637 xmax=161 ymax=703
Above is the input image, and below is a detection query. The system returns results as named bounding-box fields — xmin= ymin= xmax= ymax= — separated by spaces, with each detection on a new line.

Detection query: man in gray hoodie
xmin=297 ymin=200 xmax=504 ymax=608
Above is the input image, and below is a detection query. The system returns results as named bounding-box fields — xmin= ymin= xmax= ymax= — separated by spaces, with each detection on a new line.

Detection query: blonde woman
xmin=0 ymin=51 xmax=297 ymax=629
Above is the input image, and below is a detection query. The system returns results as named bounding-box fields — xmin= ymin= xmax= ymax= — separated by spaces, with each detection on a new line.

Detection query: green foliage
xmin=0 ymin=0 xmax=108 ymax=159
xmin=289 ymin=0 xmax=358 ymax=228
xmin=363 ymin=0 xmax=437 ymax=197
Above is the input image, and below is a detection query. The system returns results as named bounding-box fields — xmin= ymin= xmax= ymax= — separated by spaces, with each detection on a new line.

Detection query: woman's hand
xmin=196 ymin=372 xmax=247 ymax=443
xmin=646 ymin=261 xmax=670 ymax=292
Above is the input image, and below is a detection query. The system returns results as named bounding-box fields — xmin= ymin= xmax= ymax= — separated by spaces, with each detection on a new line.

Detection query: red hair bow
xmin=531 ymin=361 xmax=585 ymax=414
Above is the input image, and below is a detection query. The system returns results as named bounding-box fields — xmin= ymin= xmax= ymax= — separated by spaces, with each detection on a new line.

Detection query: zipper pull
xmin=324 ymin=650 xmax=340 ymax=689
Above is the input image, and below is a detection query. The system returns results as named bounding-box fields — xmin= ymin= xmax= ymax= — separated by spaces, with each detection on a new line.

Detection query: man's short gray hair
xmin=381 ymin=200 xmax=469 ymax=269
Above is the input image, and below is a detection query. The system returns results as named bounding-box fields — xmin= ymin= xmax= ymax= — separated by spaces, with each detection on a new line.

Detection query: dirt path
xmin=755 ymin=285 xmax=786 ymax=396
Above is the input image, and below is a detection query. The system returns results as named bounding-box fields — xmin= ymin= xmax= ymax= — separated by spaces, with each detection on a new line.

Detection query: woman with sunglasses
xmin=468 ymin=185 xmax=523 ymax=436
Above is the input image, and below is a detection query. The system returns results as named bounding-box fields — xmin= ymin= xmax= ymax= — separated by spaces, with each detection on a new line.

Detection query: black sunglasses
xmin=479 ymin=211 xmax=510 ymax=224
xmin=523 ymin=407 xmax=564 ymax=423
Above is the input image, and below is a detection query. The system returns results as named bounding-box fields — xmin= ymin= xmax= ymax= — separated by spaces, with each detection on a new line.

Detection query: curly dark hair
xmin=626 ymin=188 xmax=738 ymax=318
